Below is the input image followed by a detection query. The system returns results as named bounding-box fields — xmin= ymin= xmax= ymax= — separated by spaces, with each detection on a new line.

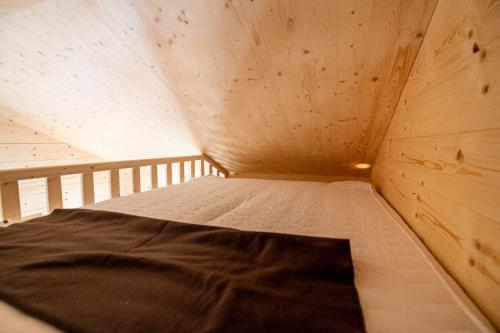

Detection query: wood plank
xmin=166 ymin=163 xmax=172 ymax=186
xmin=372 ymin=1 xmax=500 ymax=328
xmin=232 ymin=173 xmax=368 ymax=183
xmin=203 ymin=155 xmax=229 ymax=177
xmin=179 ymin=162 xmax=185 ymax=183
xmin=0 ymin=115 xmax=101 ymax=170
xmin=132 ymin=167 xmax=141 ymax=193
xmin=151 ymin=165 xmax=158 ymax=189
xmin=46 ymin=176 xmax=62 ymax=212
xmin=0 ymin=181 xmax=21 ymax=223
xmin=190 ymin=160 xmax=196 ymax=180
xmin=81 ymin=173 xmax=94 ymax=205
xmin=110 ymin=169 xmax=120 ymax=198
xmin=0 ymin=0 xmax=45 ymax=16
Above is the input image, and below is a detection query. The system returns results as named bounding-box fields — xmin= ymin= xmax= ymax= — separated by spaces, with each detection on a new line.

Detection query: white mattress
xmin=1 ymin=177 xmax=495 ymax=332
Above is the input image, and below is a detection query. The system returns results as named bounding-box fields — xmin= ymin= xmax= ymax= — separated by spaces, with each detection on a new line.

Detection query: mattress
xmin=0 ymin=176 xmax=495 ymax=332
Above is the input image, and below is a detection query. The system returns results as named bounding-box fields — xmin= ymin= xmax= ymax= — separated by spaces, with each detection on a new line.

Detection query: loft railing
xmin=0 ymin=154 xmax=228 ymax=224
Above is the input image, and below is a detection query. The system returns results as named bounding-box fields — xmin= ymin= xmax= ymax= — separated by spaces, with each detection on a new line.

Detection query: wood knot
xmin=468 ymin=257 xmax=475 ymax=266
xmin=472 ymin=42 xmax=480 ymax=53
xmin=473 ymin=239 xmax=481 ymax=251
xmin=482 ymin=84 xmax=489 ymax=94
xmin=372 ymin=76 xmax=378 ymax=82
xmin=455 ymin=149 xmax=464 ymax=163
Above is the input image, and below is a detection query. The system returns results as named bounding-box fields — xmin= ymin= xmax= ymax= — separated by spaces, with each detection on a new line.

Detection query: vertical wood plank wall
xmin=371 ymin=0 xmax=500 ymax=328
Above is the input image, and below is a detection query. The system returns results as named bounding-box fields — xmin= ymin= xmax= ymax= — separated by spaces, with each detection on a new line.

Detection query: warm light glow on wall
xmin=353 ymin=163 xmax=371 ymax=169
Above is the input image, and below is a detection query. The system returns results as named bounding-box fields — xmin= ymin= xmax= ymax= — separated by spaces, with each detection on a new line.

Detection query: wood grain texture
xmin=166 ymin=163 xmax=172 ymax=186
xmin=231 ymin=173 xmax=368 ymax=183
xmin=46 ymin=175 xmax=62 ymax=212
xmin=0 ymin=115 xmax=103 ymax=218
xmin=81 ymin=173 xmax=94 ymax=205
xmin=0 ymin=115 xmax=100 ymax=169
xmin=0 ymin=0 xmax=45 ymax=16
xmin=0 ymin=181 xmax=21 ymax=222
xmin=179 ymin=162 xmax=185 ymax=183
xmin=190 ymin=160 xmax=195 ymax=181
xmin=132 ymin=167 xmax=141 ymax=193
xmin=0 ymin=0 xmax=435 ymax=176
xmin=371 ymin=0 xmax=500 ymax=328
xmin=151 ymin=165 xmax=158 ymax=189
xmin=110 ymin=169 xmax=120 ymax=198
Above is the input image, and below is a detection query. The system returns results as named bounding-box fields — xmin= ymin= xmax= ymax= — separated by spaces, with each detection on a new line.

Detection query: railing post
xmin=209 ymin=164 xmax=213 ymax=175
xmin=166 ymin=163 xmax=172 ymax=185
xmin=82 ymin=172 xmax=95 ymax=205
xmin=180 ymin=162 xmax=185 ymax=183
xmin=190 ymin=160 xmax=196 ymax=179
xmin=0 ymin=181 xmax=21 ymax=223
xmin=151 ymin=165 xmax=158 ymax=189
xmin=110 ymin=169 xmax=120 ymax=198
xmin=47 ymin=176 xmax=63 ymax=212
xmin=132 ymin=167 xmax=141 ymax=193
xmin=201 ymin=159 xmax=205 ymax=176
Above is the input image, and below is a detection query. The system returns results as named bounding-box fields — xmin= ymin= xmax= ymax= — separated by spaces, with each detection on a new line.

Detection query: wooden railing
xmin=0 ymin=154 xmax=228 ymax=224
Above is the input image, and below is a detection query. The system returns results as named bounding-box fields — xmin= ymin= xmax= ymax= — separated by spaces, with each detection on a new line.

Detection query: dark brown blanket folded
xmin=0 ymin=209 xmax=365 ymax=333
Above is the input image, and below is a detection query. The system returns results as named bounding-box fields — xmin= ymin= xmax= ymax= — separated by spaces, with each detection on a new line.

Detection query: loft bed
xmin=0 ymin=156 xmax=496 ymax=332
xmin=0 ymin=0 xmax=499 ymax=332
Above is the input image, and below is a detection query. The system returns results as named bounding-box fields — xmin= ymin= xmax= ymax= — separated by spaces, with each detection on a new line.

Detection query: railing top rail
xmin=0 ymin=155 xmax=204 ymax=182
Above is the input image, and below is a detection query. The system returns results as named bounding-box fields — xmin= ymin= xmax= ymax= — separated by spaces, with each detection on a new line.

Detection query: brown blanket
xmin=0 ymin=209 xmax=365 ymax=333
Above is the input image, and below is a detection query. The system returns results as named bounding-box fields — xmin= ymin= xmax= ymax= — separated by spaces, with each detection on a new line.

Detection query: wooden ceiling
xmin=0 ymin=0 xmax=437 ymax=176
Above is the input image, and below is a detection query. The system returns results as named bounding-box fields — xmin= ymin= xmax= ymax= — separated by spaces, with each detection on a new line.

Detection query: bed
xmin=0 ymin=176 xmax=494 ymax=332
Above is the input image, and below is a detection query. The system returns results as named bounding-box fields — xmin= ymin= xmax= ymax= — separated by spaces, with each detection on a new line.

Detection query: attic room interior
xmin=0 ymin=0 xmax=499 ymax=332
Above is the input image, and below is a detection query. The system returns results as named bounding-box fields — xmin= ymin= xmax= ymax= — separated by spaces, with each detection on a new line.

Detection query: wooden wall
xmin=371 ymin=0 xmax=500 ymax=328
xmin=0 ymin=115 xmax=100 ymax=169
xmin=0 ymin=115 xmax=102 ymax=218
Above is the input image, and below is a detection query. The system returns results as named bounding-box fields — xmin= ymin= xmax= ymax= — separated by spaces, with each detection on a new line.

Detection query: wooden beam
xmin=202 ymin=154 xmax=229 ymax=177
xmin=151 ymin=165 xmax=158 ymax=189
xmin=110 ymin=169 xmax=120 ymax=198
xmin=46 ymin=176 xmax=62 ymax=212
xmin=166 ymin=163 xmax=172 ymax=186
xmin=81 ymin=172 xmax=94 ymax=205
xmin=231 ymin=173 xmax=369 ymax=182
xmin=132 ymin=167 xmax=141 ymax=193
xmin=0 ymin=181 xmax=21 ymax=223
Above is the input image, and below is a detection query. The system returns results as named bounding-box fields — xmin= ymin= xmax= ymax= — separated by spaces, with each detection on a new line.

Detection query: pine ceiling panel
xmin=0 ymin=0 xmax=436 ymax=175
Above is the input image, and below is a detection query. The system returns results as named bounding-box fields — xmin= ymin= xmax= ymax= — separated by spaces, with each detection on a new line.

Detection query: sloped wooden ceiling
xmin=0 ymin=0 xmax=436 ymax=176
